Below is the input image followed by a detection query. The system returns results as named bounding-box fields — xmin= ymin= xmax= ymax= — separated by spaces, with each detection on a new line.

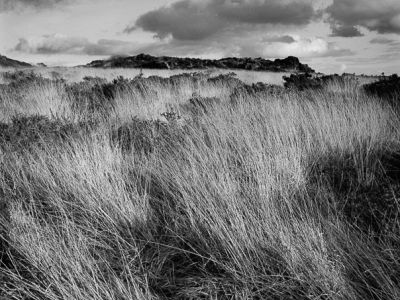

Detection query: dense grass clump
xmin=283 ymin=73 xmax=360 ymax=91
xmin=1 ymin=69 xmax=400 ymax=299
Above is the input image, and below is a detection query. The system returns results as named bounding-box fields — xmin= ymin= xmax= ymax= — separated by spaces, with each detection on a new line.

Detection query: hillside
xmin=0 ymin=54 xmax=32 ymax=68
xmin=86 ymin=53 xmax=314 ymax=73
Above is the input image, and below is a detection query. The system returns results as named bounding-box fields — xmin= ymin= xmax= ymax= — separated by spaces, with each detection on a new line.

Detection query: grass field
xmin=0 ymin=67 xmax=290 ymax=86
xmin=1 ymin=69 xmax=400 ymax=299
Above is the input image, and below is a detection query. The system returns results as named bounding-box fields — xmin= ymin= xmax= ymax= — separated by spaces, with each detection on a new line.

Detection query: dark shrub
xmin=111 ymin=118 xmax=156 ymax=154
xmin=206 ymin=72 xmax=242 ymax=88
xmin=67 ymin=76 xmax=138 ymax=117
xmin=67 ymin=83 xmax=115 ymax=116
xmin=2 ymin=70 xmax=63 ymax=88
xmin=0 ymin=115 xmax=89 ymax=152
xmin=101 ymin=76 xmax=132 ymax=99
xmin=110 ymin=116 xmax=187 ymax=155
xmin=111 ymin=118 xmax=174 ymax=154
xmin=363 ymin=74 xmax=400 ymax=100
xmin=230 ymin=82 xmax=285 ymax=103
xmin=82 ymin=76 xmax=108 ymax=85
xmin=283 ymin=73 xmax=321 ymax=90
xmin=283 ymin=73 xmax=358 ymax=91
xmin=189 ymin=95 xmax=221 ymax=113
xmin=179 ymin=95 xmax=222 ymax=116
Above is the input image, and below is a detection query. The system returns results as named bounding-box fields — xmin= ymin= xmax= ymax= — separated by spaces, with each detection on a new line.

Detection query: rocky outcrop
xmin=86 ymin=54 xmax=314 ymax=73
xmin=0 ymin=55 xmax=32 ymax=68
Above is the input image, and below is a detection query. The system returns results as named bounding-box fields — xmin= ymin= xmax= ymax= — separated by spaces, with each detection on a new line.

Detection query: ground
xmin=0 ymin=68 xmax=400 ymax=300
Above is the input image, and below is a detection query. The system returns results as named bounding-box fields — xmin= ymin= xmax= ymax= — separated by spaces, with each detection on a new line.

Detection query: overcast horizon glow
xmin=0 ymin=0 xmax=399 ymax=74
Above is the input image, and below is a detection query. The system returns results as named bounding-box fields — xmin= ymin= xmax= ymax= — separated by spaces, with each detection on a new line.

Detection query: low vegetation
xmin=1 ymin=69 xmax=400 ymax=299
xmin=86 ymin=53 xmax=315 ymax=73
xmin=363 ymin=74 xmax=400 ymax=101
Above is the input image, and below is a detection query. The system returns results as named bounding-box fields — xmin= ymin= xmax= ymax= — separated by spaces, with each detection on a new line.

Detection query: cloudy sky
xmin=0 ymin=0 xmax=399 ymax=74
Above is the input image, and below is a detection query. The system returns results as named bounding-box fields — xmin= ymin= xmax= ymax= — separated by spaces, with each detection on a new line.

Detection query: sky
xmin=0 ymin=0 xmax=399 ymax=74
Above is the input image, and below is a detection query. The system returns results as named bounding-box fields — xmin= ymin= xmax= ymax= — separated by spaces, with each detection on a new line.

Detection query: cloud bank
xmin=14 ymin=33 xmax=354 ymax=61
xmin=120 ymin=1 xmax=354 ymax=60
xmin=0 ymin=0 xmax=73 ymax=12
xmin=330 ymin=25 xmax=363 ymax=37
xmin=129 ymin=0 xmax=400 ymax=39
xmin=326 ymin=0 xmax=400 ymax=36
xmin=137 ymin=35 xmax=353 ymax=60
xmin=126 ymin=0 xmax=316 ymax=41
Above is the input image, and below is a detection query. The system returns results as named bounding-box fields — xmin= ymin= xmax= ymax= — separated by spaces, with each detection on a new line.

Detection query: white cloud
xmin=237 ymin=36 xmax=353 ymax=58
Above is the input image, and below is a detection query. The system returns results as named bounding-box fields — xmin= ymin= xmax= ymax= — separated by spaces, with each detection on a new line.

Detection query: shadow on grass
xmin=308 ymin=150 xmax=400 ymax=237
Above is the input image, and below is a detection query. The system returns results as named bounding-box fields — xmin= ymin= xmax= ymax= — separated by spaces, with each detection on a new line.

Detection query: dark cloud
xmin=0 ymin=0 xmax=72 ymax=11
xmin=326 ymin=0 xmax=400 ymax=35
xmin=127 ymin=0 xmax=316 ymax=41
xmin=215 ymin=0 xmax=315 ymax=25
xmin=330 ymin=25 xmax=363 ymax=37
xmin=129 ymin=1 xmax=223 ymax=40
xmin=14 ymin=35 xmax=141 ymax=56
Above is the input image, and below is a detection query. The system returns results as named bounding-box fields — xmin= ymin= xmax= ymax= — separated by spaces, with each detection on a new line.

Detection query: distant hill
xmin=0 ymin=54 xmax=32 ymax=68
xmin=86 ymin=54 xmax=314 ymax=73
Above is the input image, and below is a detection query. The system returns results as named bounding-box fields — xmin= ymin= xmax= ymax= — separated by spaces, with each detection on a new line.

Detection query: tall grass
xmin=1 ymin=73 xmax=400 ymax=299
xmin=0 ymin=80 xmax=72 ymax=122
xmin=110 ymin=76 xmax=234 ymax=123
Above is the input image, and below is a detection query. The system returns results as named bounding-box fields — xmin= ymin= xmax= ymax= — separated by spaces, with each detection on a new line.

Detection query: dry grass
xmin=0 ymin=66 xmax=289 ymax=85
xmin=0 ymin=80 xmax=72 ymax=122
xmin=1 ymin=72 xmax=400 ymax=299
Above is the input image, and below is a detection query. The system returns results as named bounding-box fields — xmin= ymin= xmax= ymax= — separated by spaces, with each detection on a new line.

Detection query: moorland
xmin=0 ymin=58 xmax=400 ymax=299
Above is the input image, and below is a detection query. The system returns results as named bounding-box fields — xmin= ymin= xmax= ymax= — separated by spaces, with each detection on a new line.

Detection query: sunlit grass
xmin=1 ymin=72 xmax=400 ymax=299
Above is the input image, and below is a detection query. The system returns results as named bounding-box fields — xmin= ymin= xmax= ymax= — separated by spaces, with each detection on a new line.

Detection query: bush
xmin=0 ymin=115 xmax=88 ymax=152
xmin=2 ymin=70 xmax=62 ymax=88
xmin=82 ymin=76 xmax=108 ymax=85
xmin=283 ymin=73 xmax=358 ymax=91
xmin=187 ymin=95 xmax=222 ymax=114
xmin=363 ymin=74 xmax=400 ymax=100
xmin=283 ymin=73 xmax=322 ymax=90
xmin=230 ymin=82 xmax=285 ymax=103
xmin=110 ymin=117 xmax=184 ymax=154
xmin=67 ymin=82 xmax=117 ymax=117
